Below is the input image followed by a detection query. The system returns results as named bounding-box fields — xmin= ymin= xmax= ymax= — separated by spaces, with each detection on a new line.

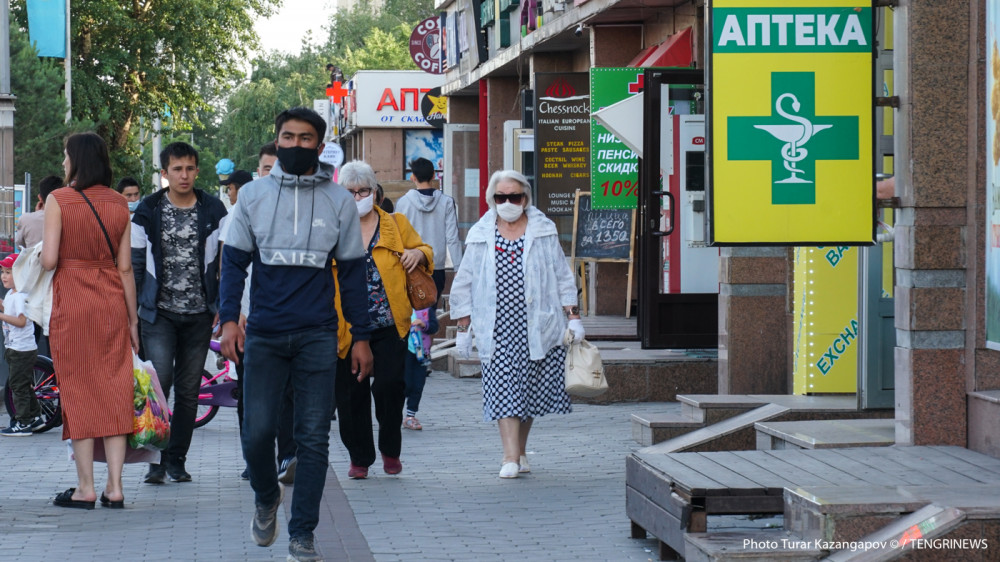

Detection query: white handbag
xmin=563 ymin=329 xmax=608 ymax=398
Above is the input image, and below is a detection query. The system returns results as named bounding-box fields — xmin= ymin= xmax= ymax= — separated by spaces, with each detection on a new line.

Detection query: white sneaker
xmin=518 ymin=455 xmax=531 ymax=473
xmin=498 ymin=462 xmax=520 ymax=479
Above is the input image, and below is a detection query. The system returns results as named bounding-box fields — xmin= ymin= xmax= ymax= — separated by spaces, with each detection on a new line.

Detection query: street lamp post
xmin=1 ymin=0 xmax=17 ymax=248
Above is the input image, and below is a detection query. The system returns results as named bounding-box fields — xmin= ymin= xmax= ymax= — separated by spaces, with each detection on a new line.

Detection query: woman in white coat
xmin=450 ymin=170 xmax=585 ymax=479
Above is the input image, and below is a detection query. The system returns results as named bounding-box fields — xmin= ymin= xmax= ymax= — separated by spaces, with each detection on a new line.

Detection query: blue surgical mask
xmin=128 ymin=201 xmax=139 ymax=212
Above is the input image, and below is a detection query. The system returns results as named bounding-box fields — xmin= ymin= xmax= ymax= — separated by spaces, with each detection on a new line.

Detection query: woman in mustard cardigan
xmin=333 ymin=160 xmax=433 ymax=480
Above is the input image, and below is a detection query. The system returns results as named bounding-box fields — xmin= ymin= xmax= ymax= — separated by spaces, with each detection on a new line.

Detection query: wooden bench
xmin=626 ymin=446 xmax=1000 ymax=560
xmin=755 ymin=418 xmax=894 ymax=450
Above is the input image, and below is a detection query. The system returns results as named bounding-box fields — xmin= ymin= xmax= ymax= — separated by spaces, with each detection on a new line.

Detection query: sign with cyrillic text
xmin=708 ymin=1 xmax=875 ymax=245
xmin=590 ymin=68 xmax=643 ymax=210
xmin=349 ymin=70 xmax=445 ymax=128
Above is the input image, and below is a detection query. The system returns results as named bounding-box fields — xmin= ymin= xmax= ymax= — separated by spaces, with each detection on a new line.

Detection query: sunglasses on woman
xmin=493 ymin=193 xmax=525 ymax=204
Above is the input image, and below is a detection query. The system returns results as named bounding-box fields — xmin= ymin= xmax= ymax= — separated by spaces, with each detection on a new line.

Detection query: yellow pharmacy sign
xmin=708 ymin=1 xmax=875 ymax=245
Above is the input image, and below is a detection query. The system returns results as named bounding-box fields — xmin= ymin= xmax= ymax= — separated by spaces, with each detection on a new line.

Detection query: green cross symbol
xmin=728 ymin=72 xmax=858 ymax=205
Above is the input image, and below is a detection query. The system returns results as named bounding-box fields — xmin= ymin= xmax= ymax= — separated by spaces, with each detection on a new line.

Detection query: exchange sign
xmin=708 ymin=1 xmax=875 ymax=245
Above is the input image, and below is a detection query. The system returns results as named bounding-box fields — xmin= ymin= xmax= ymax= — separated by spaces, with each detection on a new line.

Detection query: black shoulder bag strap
xmin=78 ymin=189 xmax=117 ymax=266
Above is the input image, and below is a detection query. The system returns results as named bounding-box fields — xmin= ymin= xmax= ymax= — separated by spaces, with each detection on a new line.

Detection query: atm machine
xmin=638 ymin=69 xmax=719 ymax=349
xmin=662 ymin=114 xmax=719 ymax=295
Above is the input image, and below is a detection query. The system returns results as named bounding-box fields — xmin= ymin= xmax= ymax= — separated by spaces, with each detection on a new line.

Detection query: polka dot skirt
xmin=481 ymin=228 xmax=572 ymax=422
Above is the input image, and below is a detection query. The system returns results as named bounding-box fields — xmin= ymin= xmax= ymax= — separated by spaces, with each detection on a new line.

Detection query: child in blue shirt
xmin=403 ymin=308 xmax=435 ymax=430
xmin=0 ymin=254 xmax=41 ymax=436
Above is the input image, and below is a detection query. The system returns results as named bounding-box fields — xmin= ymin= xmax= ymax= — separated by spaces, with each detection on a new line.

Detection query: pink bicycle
xmin=194 ymin=340 xmax=239 ymax=428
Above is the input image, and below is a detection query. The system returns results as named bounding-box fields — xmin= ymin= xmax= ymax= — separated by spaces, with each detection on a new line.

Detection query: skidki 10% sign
xmin=590 ymin=68 xmax=644 ymax=210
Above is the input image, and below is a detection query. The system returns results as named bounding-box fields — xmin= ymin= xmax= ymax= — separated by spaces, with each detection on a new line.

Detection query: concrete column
xmin=448 ymin=95 xmax=479 ymax=124
xmin=717 ymin=247 xmax=789 ymax=394
xmin=892 ymin=0 xmax=970 ymax=446
xmin=591 ymin=25 xmax=642 ymax=68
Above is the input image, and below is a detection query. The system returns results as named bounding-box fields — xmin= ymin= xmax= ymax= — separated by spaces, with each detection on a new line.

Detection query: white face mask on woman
xmin=496 ymin=201 xmax=524 ymax=222
xmin=355 ymin=193 xmax=375 ymax=216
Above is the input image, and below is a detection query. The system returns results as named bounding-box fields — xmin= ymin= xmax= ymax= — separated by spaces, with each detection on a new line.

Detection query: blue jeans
xmin=242 ymin=328 xmax=337 ymax=540
xmin=141 ymin=309 xmax=213 ymax=464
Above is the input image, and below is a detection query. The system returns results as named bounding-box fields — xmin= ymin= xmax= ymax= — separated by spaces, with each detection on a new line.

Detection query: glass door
xmin=444 ymin=124 xmax=480 ymax=244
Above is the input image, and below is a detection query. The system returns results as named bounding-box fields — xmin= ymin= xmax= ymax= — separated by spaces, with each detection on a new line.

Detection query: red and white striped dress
xmin=50 ymin=186 xmax=133 ymax=440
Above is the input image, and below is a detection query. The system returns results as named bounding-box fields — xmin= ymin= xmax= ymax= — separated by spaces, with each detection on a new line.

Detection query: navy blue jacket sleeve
xmin=220 ymin=245 xmax=252 ymax=326
xmin=336 ymin=256 xmax=373 ymax=342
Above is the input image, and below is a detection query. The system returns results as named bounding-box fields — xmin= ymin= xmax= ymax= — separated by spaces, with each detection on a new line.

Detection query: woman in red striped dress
xmin=42 ymin=132 xmax=139 ymax=509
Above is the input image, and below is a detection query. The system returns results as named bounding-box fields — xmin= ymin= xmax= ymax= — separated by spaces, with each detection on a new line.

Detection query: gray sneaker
xmin=251 ymin=483 xmax=284 ymax=547
xmin=287 ymin=535 xmax=323 ymax=562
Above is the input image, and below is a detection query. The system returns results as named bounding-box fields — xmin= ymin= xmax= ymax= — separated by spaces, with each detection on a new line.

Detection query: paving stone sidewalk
xmin=0 ymin=370 xmax=674 ymax=561
xmin=327 ymin=372 xmax=668 ymax=562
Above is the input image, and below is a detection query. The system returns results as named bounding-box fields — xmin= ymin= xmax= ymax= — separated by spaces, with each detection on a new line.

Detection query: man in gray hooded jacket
xmin=395 ymin=157 xmax=463 ymax=303
xmin=219 ymin=107 xmax=373 ymax=562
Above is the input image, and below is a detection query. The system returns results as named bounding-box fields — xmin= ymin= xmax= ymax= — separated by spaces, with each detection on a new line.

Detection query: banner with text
xmin=534 ymin=72 xmax=591 ymax=216
xmin=708 ymin=0 xmax=875 ymax=245
xmin=348 ymin=70 xmax=445 ymax=128
xmin=590 ymin=68 xmax=643 ymax=210
xmin=793 ymin=246 xmax=859 ymax=394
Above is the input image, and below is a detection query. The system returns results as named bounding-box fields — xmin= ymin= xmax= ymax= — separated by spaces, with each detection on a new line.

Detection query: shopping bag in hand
xmin=129 ymin=352 xmax=171 ymax=451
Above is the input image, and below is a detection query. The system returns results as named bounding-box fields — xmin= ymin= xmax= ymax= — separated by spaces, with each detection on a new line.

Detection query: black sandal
xmin=53 ymin=488 xmax=95 ymax=510
xmin=99 ymin=493 xmax=124 ymax=509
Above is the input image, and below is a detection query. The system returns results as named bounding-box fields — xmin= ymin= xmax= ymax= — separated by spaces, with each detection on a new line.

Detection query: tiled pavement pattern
xmin=1 ymin=369 xmax=772 ymax=561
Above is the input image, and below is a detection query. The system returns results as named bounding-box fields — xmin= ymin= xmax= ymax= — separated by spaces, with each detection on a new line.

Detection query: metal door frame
xmin=858 ymin=19 xmax=895 ymax=409
xmin=638 ymin=68 xmax=717 ymax=349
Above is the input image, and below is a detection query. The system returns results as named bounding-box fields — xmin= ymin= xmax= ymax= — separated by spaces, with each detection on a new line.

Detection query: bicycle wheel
xmin=194 ymin=371 xmax=219 ymax=428
xmin=3 ymin=355 xmax=62 ymax=433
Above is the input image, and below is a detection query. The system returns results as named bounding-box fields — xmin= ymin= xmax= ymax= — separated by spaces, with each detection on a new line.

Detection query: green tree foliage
xmin=340 ymin=24 xmax=417 ymax=76
xmin=328 ymin=0 xmax=435 ymax=62
xmin=216 ymin=79 xmax=286 ymax=172
xmin=189 ymin=0 xmax=436 ymax=175
xmin=213 ymin=42 xmax=336 ymax=172
xmin=6 ymin=15 xmax=85 ymax=191
xmin=10 ymin=0 xmax=279 ymax=186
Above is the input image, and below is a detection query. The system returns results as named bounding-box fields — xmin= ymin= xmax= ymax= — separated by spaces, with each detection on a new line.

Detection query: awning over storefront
xmin=627 ymin=27 xmax=692 ymax=68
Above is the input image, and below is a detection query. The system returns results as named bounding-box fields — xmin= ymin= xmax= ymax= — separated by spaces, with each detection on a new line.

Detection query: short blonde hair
xmin=484 ymin=169 xmax=532 ymax=211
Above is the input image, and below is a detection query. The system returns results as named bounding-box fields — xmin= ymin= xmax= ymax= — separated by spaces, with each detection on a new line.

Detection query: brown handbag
xmin=405 ymin=264 xmax=438 ymax=310
xmin=389 ymin=214 xmax=438 ymax=310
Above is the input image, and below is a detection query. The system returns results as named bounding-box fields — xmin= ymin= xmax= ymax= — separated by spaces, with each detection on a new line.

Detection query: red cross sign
xmin=628 ymin=74 xmax=644 ymax=94
xmin=326 ymin=81 xmax=349 ymax=103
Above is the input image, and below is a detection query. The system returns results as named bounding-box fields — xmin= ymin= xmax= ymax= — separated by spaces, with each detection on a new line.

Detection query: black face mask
xmin=277 ymin=146 xmax=320 ymax=176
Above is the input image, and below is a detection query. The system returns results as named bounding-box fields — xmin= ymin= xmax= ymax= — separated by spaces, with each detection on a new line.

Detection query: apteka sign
xmin=707 ymin=1 xmax=875 ymax=245
xmin=350 ymin=71 xmax=445 ymax=128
